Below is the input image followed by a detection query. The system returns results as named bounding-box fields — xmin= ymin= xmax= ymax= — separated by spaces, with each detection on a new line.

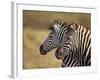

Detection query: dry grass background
xmin=23 ymin=10 xmax=90 ymax=69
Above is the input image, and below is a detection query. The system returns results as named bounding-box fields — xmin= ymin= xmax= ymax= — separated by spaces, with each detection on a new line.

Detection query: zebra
xmin=40 ymin=19 xmax=91 ymax=67
xmin=55 ymin=45 xmax=80 ymax=67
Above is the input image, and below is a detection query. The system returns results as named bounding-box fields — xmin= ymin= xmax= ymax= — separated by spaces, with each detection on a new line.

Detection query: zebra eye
xmin=49 ymin=35 xmax=53 ymax=38
xmin=67 ymin=37 xmax=70 ymax=40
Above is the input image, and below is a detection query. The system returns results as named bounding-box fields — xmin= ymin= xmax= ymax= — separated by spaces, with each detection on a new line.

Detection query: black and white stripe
xmin=55 ymin=46 xmax=80 ymax=67
xmin=40 ymin=20 xmax=91 ymax=67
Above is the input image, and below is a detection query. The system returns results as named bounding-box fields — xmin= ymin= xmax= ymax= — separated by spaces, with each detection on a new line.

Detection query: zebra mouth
xmin=55 ymin=54 xmax=62 ymax=59
xmin=55 ymin=51 xmax=62 ymax=60
xmin=40 ymin=45 xmax=47 ymax=55
xmin=40 ymin=50 xmax=47 ymax=55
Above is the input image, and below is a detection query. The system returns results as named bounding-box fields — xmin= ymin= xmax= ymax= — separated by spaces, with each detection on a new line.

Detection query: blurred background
xmin=23 ymin=10 xmax=91 ymax=69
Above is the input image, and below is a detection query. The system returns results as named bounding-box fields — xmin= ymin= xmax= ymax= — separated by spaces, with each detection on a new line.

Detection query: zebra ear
xmin=53 ymin=24 xmax=60 ymax=32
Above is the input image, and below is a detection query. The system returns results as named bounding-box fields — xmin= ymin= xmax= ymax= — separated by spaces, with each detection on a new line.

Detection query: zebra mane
xmin=49 ymin=19 xmax=68 ymax=31
xmin=67 ymin=23 xmax=78 ymax=31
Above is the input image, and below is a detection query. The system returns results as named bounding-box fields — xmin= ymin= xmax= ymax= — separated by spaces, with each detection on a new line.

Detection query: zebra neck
xmin=77 ymin=26 xmax=90 ymax=54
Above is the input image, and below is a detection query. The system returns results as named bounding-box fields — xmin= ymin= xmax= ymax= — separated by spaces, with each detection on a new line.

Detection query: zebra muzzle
xmin=40 ymin=45 xmax=47 ymax=55
xmin=55 ymin=48 xmax=63 ymax=59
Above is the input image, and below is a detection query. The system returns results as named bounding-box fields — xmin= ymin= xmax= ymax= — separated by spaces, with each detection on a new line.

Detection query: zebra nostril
xmin=40 ymin=45 xmax=43 ymax=50
xmin=40 ymin=45 xmax=47 ymax=55
xmin=40 ymin=45 xmax=44 ymax=52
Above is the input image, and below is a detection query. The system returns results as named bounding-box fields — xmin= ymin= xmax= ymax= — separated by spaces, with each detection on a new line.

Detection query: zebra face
xmin=40 ymin=29 xmax=60 ymax=55
xmin=40 ymin=20 xmax=65 ymax=55
xmin=55 ymin=37 xmax=73 ymax=60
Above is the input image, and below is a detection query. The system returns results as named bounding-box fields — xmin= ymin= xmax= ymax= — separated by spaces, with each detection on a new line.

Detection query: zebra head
xmin=40 ymin=20 xmax=79 ymax=56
